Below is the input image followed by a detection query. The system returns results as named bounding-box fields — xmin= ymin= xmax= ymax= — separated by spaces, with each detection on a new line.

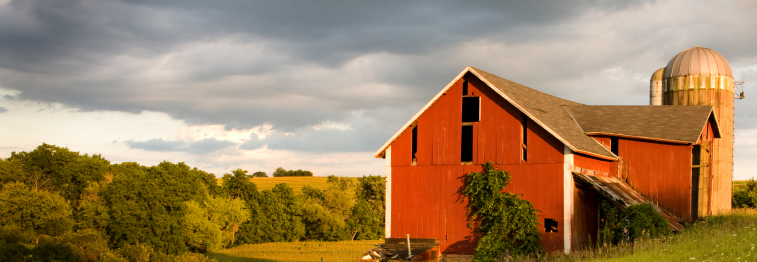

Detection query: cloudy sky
xmin=0 ymin=0 xmax=756 ymax=179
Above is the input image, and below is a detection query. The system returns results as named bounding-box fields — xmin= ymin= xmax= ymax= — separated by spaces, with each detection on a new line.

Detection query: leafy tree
xmin=251 ymin=171 xmax=267 ymax=178
xmin=347 ymin=175 xmax=385 ymax=240
xmin=103 ymin=161 xmax=210 ymax=254
xmin=0 ymin=157 xmax=24 ymax=184
xmin=206 ymin=196 xmax=250 ymax=246
xmin=181 ymin=200 xmax=223 ymax=253
xmin=346 ymin=199 xmax=382 ymax=240
xmin=301 ymin=183 xmax=353 ymax=241
xmin=75 ymin=181 xmax=110 ymax=232
xmin=327 ymin=175 xmax=353 ymax=191
xmin=256 ymin=184 xmax=305 ymax=242
xmin=733 ymin=179 xmax=757 ymax=208
xmin=272 ymin=167 xmax=286 ymax=177
xmin=9 ymin=143 xmax=110 ymax=205
xmin=463 ymin=162 xmax=543 ymax=260
xmin=272 ymin=167 xmax=314 ymax=177
xmin=0 ymin=182 xmax=74 ymax=243
xmin=222 ymin=169 xmax=260 ymax=202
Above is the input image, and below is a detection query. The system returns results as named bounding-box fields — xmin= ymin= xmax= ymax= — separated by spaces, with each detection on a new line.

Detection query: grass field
xmin=207 ymin=210 xmax=757 ymax=262
xmin=517 ymin=208 xmax=757 ymax=262
xmin=216 ymin=176 xmax=358 ymax=194
xmin=207 ymin=240 xmax=382 ymax=262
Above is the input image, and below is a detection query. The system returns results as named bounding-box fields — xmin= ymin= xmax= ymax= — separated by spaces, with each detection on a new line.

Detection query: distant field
xmin=734 ymin=180 xmax=749 ymax=190
xmin=216 ymin=176 xmax=358 ymax=194
xmin=207 ymin=240 xmax=382 ymax=262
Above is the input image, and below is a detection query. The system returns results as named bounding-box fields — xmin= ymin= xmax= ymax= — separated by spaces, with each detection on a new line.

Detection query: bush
xmin=600 ymin=200 xmax=670 ymax=246
xmin=462 ymin=162 xmax=543 ymax=261
xmin=733 ymin=179 xmax=757 ymax=208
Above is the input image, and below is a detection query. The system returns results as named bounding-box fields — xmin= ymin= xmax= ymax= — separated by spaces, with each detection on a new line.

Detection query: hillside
xmin=216 ymin=176 xmax=359 ymax=194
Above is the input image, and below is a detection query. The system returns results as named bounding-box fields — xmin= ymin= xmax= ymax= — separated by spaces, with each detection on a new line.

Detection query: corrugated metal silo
xmin=662 ymin=46 xmax=733 ymax=216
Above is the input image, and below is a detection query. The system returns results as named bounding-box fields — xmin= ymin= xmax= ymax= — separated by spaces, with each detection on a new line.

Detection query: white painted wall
xmin=385 ymin=146 xmax=392 ymax=239
xmin=563 ymin=145 xmax=574 ymax=254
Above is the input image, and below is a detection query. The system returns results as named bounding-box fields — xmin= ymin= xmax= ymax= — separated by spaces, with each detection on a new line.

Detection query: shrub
xmin=462 ymin=162 xmax=543 ymax=261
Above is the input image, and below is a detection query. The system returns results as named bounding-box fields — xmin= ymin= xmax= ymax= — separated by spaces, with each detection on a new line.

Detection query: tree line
xmin=0 ymin=143 xmax=385 ymax=262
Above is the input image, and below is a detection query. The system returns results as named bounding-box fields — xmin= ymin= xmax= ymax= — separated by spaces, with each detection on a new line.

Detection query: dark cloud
xmin=0 ymin=107 xmax=6 ymax=113
xmin=2 ymin=0 xmax=757 ymax=155
xmin=125 ymin=138 xmax=237 ymax=155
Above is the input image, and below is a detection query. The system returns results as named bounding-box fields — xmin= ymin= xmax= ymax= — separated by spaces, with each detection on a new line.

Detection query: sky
xmin=0 ymin=0 xmax=756 ymax=179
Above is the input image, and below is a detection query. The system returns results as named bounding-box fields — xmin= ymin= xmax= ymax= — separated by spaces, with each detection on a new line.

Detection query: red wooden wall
xmin=390 ymin=74 xmax=566 ymax=254
xmin=616 ymin=137 xmax=692 ymax=221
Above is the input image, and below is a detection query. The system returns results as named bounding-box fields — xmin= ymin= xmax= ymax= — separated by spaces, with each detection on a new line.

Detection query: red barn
xmin=374 ymin=67 xmax=721 ymax=254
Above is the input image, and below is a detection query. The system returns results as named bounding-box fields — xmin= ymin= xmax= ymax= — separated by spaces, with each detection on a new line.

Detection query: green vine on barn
xmin=462 ymin=162 xmax=543 ymax=261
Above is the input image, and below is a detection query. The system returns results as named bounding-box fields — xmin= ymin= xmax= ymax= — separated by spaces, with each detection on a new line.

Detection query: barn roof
xmin=374 ymin=66 xmax=616 ymax=159
xmin=374 ymin=66 xmax=719 ymax=159
xmin=565 ymin=105 xmax=721 ymax=144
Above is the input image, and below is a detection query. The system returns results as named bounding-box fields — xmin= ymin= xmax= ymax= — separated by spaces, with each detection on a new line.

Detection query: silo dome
xmin=650 ymin=67 xmax=665 ymax=82
xmin=663 ymin=46 xmax=733 ymax=79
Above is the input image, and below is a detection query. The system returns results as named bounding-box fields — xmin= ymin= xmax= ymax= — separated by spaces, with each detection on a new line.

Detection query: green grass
xmin=207 ymin=240 xmax=382 ymax=262
xmin=215 ymin=176 xmax=359 ymax=194
xmin=516 ymin=208 xmax=757 ymax=262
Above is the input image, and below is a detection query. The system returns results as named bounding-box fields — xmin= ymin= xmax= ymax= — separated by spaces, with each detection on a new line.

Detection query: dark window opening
xmin=691 ymin=145 xmax=701 ymax=220
xmin=692 ymin=145 xmax=701 ymax=166
xmin=611 ymin=137 xmax=619 ymax=155
xmin=521 ymin=113 xmax=528 ymax=161
xmin=461 ymin=125 xmax=473 ymax=162
xmin=544 ymin=218 xmax=558 ymax=233
xmin=411 ymin=125 xmax=418 ymax=165
xmin=462 ymin=97 xmax=480 ymax=122
xmin=462 ymin=80 xmax=468 ymax=96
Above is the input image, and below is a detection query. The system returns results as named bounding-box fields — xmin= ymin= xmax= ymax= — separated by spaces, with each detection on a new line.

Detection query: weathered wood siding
xmin=389 ymin=74 xmax=566 ymax=254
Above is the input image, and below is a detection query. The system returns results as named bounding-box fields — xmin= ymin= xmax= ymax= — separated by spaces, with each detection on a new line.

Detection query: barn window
xmin=521 ymin=113 xmax=528 ymax=161
xmin=462 ymin=80 xmax=468 ymax=96
xmin=411 ymin=125 xmax=418 ymax=165
xmin=611 ymin=137 xmax=619 ymax=155
xmin=544 ymin=218 xmax=558 ymax=232
xmin=461 ymin=124 xmax=473 ymax=163
xmin=462 ymin=97 xmax=480 ymax=122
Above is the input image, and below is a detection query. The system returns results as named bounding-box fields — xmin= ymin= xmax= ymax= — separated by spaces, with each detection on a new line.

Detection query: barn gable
xmin=374 ymin=66 xmax=617 ymax=160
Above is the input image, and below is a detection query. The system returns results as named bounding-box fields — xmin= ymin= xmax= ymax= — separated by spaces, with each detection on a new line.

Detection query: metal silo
xmin=650 ymin=68 xmax=664 ymax=105
xmin=662 ymin=46 xmax=733 ymax=216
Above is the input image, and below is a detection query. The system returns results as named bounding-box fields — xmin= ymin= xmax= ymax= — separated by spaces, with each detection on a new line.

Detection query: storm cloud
xmin=1 ymin=0 xmax=757 ymax=177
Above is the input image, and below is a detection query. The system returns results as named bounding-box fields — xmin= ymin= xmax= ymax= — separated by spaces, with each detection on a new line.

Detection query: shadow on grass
xmin=205 ymin=253 xmax=280 ymax=262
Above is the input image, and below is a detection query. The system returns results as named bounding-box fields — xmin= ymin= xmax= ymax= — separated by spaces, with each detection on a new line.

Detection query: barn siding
xmin=617 ymin=137 xmax=692 ymax=222
xmin=389 ymin=75 xmax=566 ymax=254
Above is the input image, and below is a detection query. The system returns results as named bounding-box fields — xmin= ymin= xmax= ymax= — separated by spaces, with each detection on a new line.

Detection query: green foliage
xmin=221 ymin=169 xmax=260 ymax=203
xmin=250 ymin=171 xmax=267 ymax=178
xmin=272 ymin=167 xmax=313 ymax=177
xmin=600 ymin=200 xmax=627 ymax=245
xmin=9 ymin=143 xmax=111 ymax=205
xmin=0 ymin=182 xmax=74 ymax=243
xmin=74 ymin=181 xmax=110 ymax=232
xmin=236 ymin=183 xmax=305 ymax=245
xmin=182 ymin=201 xmax=223 ymax=253
xmin=626 ymin=203 xmax=670 ymax=240
xmin=600 ymin=200 xmax=670 ymax=246
xmin=103 ymin=161 xmax=211 ymax=254
xmin=732 ymin=178 xmax=757 ymax=208
xmin=346 ymin=200 xmax=382 ymax=240
xmin=206 ymin=196 xmax=250 ymax=246
xmin=300 ymin=180 xmax=354 ymax=241
xmin=349 ymin=175 xmax=385 ymax=240
xmin=462 ymin=162 xmax=543 ymax=260
xmin=256 ymin=184 xmax=306 ymax=242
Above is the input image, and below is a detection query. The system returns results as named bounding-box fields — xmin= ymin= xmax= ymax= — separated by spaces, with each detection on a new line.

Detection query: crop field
xmin=207 ymin=240 xmax=382 ymax=262
xmin=216 ymin=176 xmax=358 ymax=194
xmin=734 ymin=180 xmax=749 ymax=190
